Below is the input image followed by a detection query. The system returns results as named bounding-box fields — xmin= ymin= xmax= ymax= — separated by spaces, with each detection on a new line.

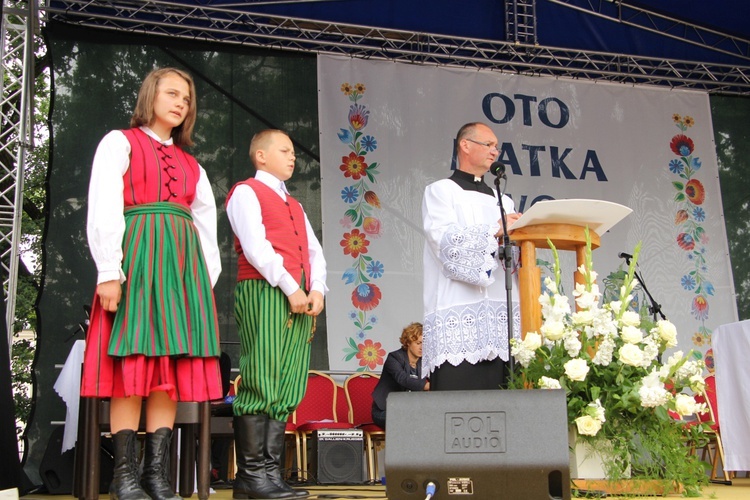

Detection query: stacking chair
xmin=228 ymin=375 xmax=300 ymax=481
xmin=293 ymin=370 xmax=354 ymax=480
xmin=699 ymin=375 xmax=732 ymax=483
xmin=74 ymin=398 xmax=211 ymax=499
xmin=336 ymin=384 xmax=349 ymax=423
xmin=209 ymin=374 xmax=239 ymax=481
xmin=343 ymin=373 xmax=384 ymax=483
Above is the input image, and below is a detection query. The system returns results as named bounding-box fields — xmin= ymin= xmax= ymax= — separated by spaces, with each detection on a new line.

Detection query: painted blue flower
xmin=348 ymin=310 xmax=358 ymax=320
xmin=705 ymin=282 xmax=715 ymax=296
xmin=361 ymin=135 xmax=378 ymax=152
xmin=342 ymin=267 xmax=356 ymax=284
xmin=369 ymin=316 xmax=378 ymax=324
xmin=341 ymin=185 xmax=359 ymax=203
xmin=687 ymin=253 xmax=695 ymax=261
xmin=691 ymin=157 xmax=702 ymax=171
xmin=668 ymin=159 xmax=684 ymax=174
xmin=337 ymin=128 xmax=352 ymax=143
xmin=366 ymin=260 xmax=384 ymax=279
xmin=692 ymin=207 xmax=705 ymax=222
xmin=681 ymin=275 xmax=696 ymax=291
xmin=356 ymin=330 xmax=366 ymax=340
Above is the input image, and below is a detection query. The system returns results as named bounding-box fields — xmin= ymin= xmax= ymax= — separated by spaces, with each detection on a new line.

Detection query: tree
xmin=712 ymin=95 xmax=750 ymax=320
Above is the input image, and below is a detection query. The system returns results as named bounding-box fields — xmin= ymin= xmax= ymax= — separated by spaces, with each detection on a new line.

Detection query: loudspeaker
xmin=40 ymin=426 xmax=75 ymax=494
xmin=310 ymin=429 xmax=365 ymax=484
xmin=40 ymin=426 xmax=114 ymax=494
xmin=385 ymin=389 xmax=571 ymax=500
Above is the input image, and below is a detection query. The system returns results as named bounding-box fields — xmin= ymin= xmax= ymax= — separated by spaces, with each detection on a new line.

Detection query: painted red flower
xmin=704 ymin=348 xmax=714 ymax=371
xmin=691 ymin=295 xmax=709 ymax=321
xmin=676 ymin=232 xmax=695 ymax=251
xmin=670 ymin=134 xmax=694 ymax=156
xmin=364 ymin=191 xmax=381 ymax=208
xmin=362 ymin=217 xmax=381 ymax=237
xmin=356 ymin=338 xmax=385 ymax=370
xmin=685 ymin=179 xmax=705 ymax=205
xmin=351 ymin=283 xmax=382 ymax=311
xmin=348 ymin=104 xmax=369 ymax=130
xmin=340 ymin=152 xmax=368 ymax=180
xmin=340 ymin=229 xmax=369 ymax=258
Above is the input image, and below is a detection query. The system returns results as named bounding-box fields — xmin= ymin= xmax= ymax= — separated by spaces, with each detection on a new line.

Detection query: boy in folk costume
xmin=81 ymin=68 xmax=223 ymax=500
xmin=226 ymin=130 xmax=327 ymax=499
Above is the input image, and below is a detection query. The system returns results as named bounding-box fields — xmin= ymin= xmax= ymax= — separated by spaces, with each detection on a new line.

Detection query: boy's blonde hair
xmin=249 ymin=129 xmax=287 ymax=167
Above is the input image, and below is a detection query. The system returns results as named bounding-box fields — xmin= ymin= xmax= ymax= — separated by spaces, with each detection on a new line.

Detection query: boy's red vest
xmin=226 ymin=178 xmax=311 ymax=289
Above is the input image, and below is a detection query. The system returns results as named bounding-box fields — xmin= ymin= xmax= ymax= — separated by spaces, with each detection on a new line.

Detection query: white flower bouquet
xmin=510 ymin=229 xmax=710 ymax=493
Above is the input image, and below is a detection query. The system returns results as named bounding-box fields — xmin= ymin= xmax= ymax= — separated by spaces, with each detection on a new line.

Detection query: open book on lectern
xmin=508 ymin=198 xmax=633 ymax=235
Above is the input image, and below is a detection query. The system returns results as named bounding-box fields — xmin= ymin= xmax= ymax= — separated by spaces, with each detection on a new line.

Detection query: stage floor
xmin=17 ymin=478 xmax=750 ymax=499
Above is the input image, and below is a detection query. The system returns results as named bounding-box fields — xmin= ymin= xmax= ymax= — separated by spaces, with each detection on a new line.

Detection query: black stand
xmin=622 ymin=256 xmax=666 ymax=323
xmin=494 ymin=174 xmax=515 ymax=386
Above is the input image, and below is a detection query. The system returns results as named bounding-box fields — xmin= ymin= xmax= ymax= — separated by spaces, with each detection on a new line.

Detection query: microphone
xmin=490 ymin=161 xmax=506 ymax=178
xmin=618 ymin=252 xmax=633 ymax=260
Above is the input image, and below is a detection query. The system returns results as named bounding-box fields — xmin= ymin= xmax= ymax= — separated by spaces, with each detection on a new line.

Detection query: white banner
xmin=318 ymin=54 xmax=736 ymax=372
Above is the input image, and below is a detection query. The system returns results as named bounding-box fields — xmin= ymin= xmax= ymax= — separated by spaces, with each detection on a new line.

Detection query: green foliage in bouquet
xmin=509 ymin=228 xmax=711 ymax=495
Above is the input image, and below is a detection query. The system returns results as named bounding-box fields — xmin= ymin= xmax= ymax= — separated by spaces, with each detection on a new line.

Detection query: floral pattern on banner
xmin=669 ymin=114 xmax=714 ymax=349
xmin=337 ymin=82 xmax=386 ymax=371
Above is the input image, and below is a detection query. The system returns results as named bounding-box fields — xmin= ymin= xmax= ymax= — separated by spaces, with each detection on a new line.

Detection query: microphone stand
xmin=493 ymin=173 xmax=515 ymax=387
xmin=623 ymin=256 xmax=666 ymax=323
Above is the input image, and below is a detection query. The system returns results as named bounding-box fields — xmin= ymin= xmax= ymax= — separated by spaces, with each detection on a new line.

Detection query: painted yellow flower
xmin=356 ymin=338 xmax=385 ymax=370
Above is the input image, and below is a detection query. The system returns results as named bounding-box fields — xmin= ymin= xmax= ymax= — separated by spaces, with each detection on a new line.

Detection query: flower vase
xmin=568 ymin=428 xmax=631 ymax=479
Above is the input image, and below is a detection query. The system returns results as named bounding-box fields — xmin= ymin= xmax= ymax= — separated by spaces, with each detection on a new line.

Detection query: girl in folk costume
xmin=81 ymin=68 xmax=223 ymax=500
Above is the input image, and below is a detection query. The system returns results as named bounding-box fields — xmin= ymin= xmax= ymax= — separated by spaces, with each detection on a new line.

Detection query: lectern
xmin=508 ymin=199 xmax=632 ymax=337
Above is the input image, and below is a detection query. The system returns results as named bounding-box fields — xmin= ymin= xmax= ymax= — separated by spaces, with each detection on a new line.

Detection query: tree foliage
xmin=712 ymin=95 xmax=750 ymax=319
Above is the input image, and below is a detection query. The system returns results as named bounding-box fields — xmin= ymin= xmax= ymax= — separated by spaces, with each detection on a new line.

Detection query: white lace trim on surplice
xmin=422 ymin=299 xmax=521 ymax=375
xmin=439 ymin=223 xmax=498 ymax=287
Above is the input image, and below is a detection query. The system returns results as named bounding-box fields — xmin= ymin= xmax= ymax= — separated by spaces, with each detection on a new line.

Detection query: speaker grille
xmin=311 ymin=430 xmax=364 ymax=484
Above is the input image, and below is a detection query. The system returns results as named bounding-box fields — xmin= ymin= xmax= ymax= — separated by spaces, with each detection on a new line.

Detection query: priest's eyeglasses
xmin=466 ymin=138 xmax=499 ymax=152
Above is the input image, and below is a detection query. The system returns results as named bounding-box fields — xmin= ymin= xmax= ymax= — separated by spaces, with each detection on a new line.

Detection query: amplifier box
xmin=385 ymin=389 xmax=571 ymax=500
xmin=310 ymin=429 xmax=365 ymax=485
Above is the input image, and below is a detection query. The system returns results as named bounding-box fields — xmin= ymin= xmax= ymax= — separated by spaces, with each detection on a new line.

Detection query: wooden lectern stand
xmin=507 ymin=199 xmax=632 ymax=338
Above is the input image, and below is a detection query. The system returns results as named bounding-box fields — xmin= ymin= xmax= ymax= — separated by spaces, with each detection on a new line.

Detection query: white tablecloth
xmin=53 ymin=339 xmax=85 ymax=453
xmin=712 ymin=321 xmax=750 ymax=471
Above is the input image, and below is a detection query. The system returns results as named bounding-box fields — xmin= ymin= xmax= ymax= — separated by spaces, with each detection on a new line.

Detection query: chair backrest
xmin=229 ymin=375 xmax=241 ymax=397
xmin=294 ymin=370 xmax=340 ymax=425
xmin=703 ymin=374 xmax=720 ymax=431
xmin=344 ymin=373 xmax=380 ymax=425
xmin=335 ymin=384 xmax=349 ymax=423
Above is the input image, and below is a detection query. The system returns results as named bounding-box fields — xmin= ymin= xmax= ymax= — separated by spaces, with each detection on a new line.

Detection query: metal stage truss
xmin=39 ymin=0 xmax=750 ymax=95
xmin=1 ymin=0 xmax=750 ymax=340
xmin=1 ymin=1 xmax=36 ymax=341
